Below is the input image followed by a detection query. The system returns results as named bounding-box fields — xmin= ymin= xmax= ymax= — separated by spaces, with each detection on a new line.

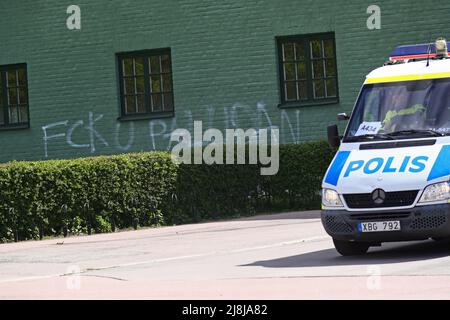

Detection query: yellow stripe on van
xmin=365 ymin=72 xmax=450 ymax=84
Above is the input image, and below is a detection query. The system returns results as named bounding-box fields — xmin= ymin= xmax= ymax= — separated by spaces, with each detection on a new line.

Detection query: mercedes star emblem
xmin=372 ymin=189 xmax=386 ymax=205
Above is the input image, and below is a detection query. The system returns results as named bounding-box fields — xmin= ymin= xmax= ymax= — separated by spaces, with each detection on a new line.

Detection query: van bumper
xmin=321 ymin=204 xmax=450 ymax=243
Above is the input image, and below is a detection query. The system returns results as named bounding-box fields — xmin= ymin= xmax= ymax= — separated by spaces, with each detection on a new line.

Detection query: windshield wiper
xmin=387 ymin=129 xmax=445 ymax=137
xmin=347 ymin=133 xmax=395 ymax=142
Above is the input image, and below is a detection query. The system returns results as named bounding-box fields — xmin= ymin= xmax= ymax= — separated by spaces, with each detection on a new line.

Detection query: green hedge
xmin=170 ymin=141 xmax=335 ymax=222
xmin=0 ymin=141 xmax=335 ymax=242
xmin=0 ymin=153 xmax=178 ymax=242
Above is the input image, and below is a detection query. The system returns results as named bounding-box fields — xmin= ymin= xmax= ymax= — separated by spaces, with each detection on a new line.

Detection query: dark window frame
xmin=277 ymin=32 xmax=339 ymax=108
xmin=0 ymin=63 xmax=30 ymax=130
xmin=117 ymin=48 xmax=175 ymax=121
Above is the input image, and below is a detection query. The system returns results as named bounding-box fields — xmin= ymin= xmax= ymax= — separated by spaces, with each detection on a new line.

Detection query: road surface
xmin=0 ymin=210 xmax=449 ymax=299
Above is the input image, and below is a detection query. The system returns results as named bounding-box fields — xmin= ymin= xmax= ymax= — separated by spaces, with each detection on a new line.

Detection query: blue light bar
xmin=390 ymin=42 xmax=450 ymax=61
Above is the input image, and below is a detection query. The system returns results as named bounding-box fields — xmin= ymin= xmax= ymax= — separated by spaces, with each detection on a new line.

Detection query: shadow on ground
xmin=242 ymin=239 xmax=450 ymax=268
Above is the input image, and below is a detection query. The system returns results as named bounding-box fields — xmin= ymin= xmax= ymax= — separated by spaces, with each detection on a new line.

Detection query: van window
xmin=345 ymin=78 xmax=450 ymax=141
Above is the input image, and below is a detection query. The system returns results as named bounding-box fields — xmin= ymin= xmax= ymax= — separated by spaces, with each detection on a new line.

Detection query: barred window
xmin=277 ymin=33 xmax=339 ymax=106
xmin=118 ymin=49 xmax=174 ymax=119
xmin=0 ymin=64 xmax=29 ymax=129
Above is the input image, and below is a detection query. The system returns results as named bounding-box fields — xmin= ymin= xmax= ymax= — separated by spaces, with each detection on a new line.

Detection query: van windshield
xmin=344 ymin=78 xmax=450 ymax=142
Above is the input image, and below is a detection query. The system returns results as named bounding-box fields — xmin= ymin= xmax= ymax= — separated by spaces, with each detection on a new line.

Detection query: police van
xmin=322 ymin=38 xmax=450 ymax=256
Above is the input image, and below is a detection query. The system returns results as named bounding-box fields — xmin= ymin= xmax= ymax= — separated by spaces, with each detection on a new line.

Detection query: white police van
xmin=322 ymin=38 xmax=450 ymax=256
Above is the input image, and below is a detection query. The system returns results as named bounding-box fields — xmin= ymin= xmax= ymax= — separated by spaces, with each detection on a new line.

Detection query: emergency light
xmin=435 ymin=37 xmax=449 ymax=57
xmin=389 ymin=38 xmax=450 ymax=61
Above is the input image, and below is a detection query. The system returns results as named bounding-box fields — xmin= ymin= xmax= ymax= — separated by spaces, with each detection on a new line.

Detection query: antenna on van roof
xmin=426 ymin=34 xmax=433 ymax=67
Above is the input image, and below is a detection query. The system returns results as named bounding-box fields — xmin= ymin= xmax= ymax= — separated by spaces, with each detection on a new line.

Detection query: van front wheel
xmin=333 ymin=239 xmax=370 ymax=256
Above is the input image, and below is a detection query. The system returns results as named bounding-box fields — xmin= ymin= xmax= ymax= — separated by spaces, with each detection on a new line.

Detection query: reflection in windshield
xmin=345 ymin=78 xmax=450 ymax=141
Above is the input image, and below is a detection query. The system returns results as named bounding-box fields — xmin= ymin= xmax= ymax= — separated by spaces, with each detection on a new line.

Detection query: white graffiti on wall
xmin=41 ymin=102 xmax=302 ymax=158
xmin=42 ymin=112 xmax=110 ymax=158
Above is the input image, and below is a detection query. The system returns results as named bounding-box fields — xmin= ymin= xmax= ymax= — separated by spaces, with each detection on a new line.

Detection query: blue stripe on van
xmin=428 ymin=145 xmax=450 ymax=181
xmin=324 ymin=151 xmax=351 ymax=186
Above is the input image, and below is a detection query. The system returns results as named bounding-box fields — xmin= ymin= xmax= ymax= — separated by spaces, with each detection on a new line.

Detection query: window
xmin=344 ymin=79 xmax=450 ymax=142
xmin=277 ymin=33 xmax=338 ymax=106
xmin=118 ymin=49 xmax=174 ymax=119
xmin=0 ymin=64 xmax=29 ymax=129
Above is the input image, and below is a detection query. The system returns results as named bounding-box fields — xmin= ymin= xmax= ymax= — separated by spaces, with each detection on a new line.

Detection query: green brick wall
xmin=0 ymin=0 xmax=449 ymax=162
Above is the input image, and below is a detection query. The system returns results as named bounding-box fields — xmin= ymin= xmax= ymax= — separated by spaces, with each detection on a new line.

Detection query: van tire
xmin=333 ymin=239 xmax=370 ymax=256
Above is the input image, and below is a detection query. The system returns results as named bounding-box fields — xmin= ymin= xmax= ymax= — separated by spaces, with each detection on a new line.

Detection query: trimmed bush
xmin=169 ymin=141 xmax=335 ymax=222
xmin=0 ymin=141 xmax=335 ymax=242
xmin=0 ymin=152 xmax=178 ymax=242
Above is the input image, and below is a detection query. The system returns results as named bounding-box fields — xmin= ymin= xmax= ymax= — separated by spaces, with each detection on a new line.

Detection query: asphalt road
xmin=0 ymin=210 xmax=449 ymax=299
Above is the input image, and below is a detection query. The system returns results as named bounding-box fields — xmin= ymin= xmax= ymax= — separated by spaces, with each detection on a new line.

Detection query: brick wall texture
xmin=0 ymin=0 xmax=449 ymax=162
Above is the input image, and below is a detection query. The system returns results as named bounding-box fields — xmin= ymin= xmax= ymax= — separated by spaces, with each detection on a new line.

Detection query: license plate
xmin=358 ymin=221 xmax=401 ymax=233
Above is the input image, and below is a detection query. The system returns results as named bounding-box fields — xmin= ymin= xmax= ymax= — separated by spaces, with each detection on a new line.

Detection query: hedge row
xmin=170 ymin=141 xmax=336 ymax=222
xmin=0 ymin=153 xmax=178 ymax=242
xmin=0 ymin=141 xmax=335 ymax=242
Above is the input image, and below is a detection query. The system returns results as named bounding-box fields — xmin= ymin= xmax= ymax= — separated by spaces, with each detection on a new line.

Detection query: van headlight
xmin=418 ymin=182 xmax=450 ymax=203
xmin=322 ymin=189 xmax=344 ymax=207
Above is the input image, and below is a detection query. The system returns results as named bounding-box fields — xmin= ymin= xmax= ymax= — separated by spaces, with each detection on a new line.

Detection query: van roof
xmin=365 ymin=58 xmax=450 ymax=84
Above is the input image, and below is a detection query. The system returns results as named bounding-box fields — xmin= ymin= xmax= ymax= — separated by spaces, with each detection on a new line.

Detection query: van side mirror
xmin=337 ymin=113 xmax=351 ymax=121
xmin=327 ymin=124 xmax=341 ymax=148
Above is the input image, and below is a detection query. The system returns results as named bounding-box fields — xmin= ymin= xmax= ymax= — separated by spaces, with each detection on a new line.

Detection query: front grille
xmin=324 ymin=215 xmax=353 ymax=234
xmin=343 ymin=190 xmax=419 ymax=209
xmin=410 ymin=212 xmax=447 ymax=230
xmin=350 ymin=212 xmax=411 ymax=221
